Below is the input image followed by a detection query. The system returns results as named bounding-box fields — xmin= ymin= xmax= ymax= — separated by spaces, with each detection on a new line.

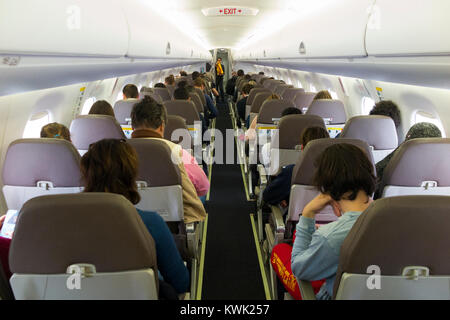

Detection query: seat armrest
xmin=298 ymin=280 xmax=317 ymax=300
xmin=258 ymin=164 xmax=268 ymax=187
xmin=270 ymin=205 xmax=285 ymax=234
xmin=186 ymin=222 xmax=196 ymax=234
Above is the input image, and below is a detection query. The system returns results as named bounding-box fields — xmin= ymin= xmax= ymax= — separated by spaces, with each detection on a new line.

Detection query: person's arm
xmin=262 ymin=165 xmax=294 ymax=205
xmin=137 ymin=211 xmax=190 ymax=294
xmin=181 ymin=149 xmax=210 ymax=197
xmin=205 ymin=95 xmax=218 ymax=118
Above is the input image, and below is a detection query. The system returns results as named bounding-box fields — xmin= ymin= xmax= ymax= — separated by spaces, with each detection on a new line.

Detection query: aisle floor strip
xmin=250 ymin=214 xmax=271 ymax=300
xmin=206 ymin=118 xmax=216 ymax=201
xmin=196 ymin=214 xmax=209 ymax=300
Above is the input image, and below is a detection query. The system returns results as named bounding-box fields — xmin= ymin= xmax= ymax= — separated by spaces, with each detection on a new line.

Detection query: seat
xmin=153 ymin=87 xmax=172 ymax=102
xmin=2 ymin=139 xmax=83 ymax=218
xmin=293 ymin=92 xmax=316 ymax=112
xmin=163 ymin=100 xmax=202 ymax=147
xmin=282 ymin=88 xmax=305 ymax=103
xmin=164 ymin=115 xmax=192 ymax=149
xmin=9 ymin=193 xmax=159 ymax=300
xmin=306 ymin=99 xmax=347 ymax=137
xmin=70 ymin=115 xmax=126 ymax=155
xmin=166 ymin=85 xmax=176 ymax=99
xmin=274 ymin=84 xmax=294 ymax=97
xmin=245 ymin=88 xmax=271 ymax=120
xmin=331 ymin=195 xmax=450 ymax=300
xmin=189 ymin=92 xmax=204 ymax=114
xmin=194 ymin=88 xmax=206 ymax=107
xmin=249 ymin=92 xmax=272 ymax=126
xmin=340 ymin=116 xmax=398 ymax=163
xmin=379 ymin=138 xmax=450 ymax=198
xmin=113 ymin=99 xmax=139 ymax=125
xmin=263 ymin=79 xmax=278 ymax=89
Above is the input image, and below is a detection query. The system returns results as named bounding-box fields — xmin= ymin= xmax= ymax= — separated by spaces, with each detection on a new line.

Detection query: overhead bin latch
xmin=402 ymin=266 xmax=430 ymax=280
xmin=299 ymin=42 xmax=306 ymax=55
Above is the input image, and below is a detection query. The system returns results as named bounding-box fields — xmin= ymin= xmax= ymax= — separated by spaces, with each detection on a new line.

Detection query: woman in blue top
xmin=80 ymin=139 xmax=189 ymax=298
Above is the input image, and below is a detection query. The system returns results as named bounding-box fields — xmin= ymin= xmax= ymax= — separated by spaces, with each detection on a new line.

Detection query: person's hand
xmin=302 ymin=193 xmax=334 ymax=219
xmin=0 ymin=215 xmax=6 ymax=229
xmin=280 ymin=200 xmax=288 ymax=208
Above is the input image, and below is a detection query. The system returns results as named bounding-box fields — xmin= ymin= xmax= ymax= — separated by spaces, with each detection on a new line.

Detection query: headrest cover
xmin=70 ymin=115 xmax=126 ymax=150
xmin=340 ymin=115 xmax=398 ymax=150
xmin=128 ymin=138 xmax=182 ymax=187
xmin=282 ymin=88 xmax=305 ymax=102
xmin=152 ymin=87 xmax=172 ymax=102
xmin=277 ymin=114 xmax=327 ymax=149
xmin=306 ymin=99 xmax=347 ymax=124
xmin=250 ymin=92 xmax=272 ymax=113
xmin=247 ymin=88 xmax=271 ymax=105
xmin=334 ymin=195 xmax=450 ymax=297
xmin=258 ymin=100 xmax=296 ymax=124
xmin=291 ymin=138 xmax=375 ymax=186
xmin=274 ymin=84 xmax=294 ymax=97
xmin=2 ymin=139 xmax=82 ymax=187
xmin=163 ymin=100 xmax=200 ymax=125
xmin=382 ymin=138 xmax=450 ymax=187
xmin=164 ymin=115 xmax=192 ymax=147
xmin=114 ymin=99 xmax=139 ymax=125
xmin=294 ymin=92 xmax=316 ymax=109
xmin=10 ymin=193 xmax=157 ymax=274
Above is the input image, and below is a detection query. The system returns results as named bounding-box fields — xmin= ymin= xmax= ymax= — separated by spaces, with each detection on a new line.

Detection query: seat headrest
xmin=277 ymin=114 xmax=327 ymax=149
xmin=70 ymin=115 xmax=126 ymax=150
xmin=382 ymin=138 xmax=450 ymax=187
xmin=152 ymin=87 xmax=171 ymax=101
xmin=164 ymin=115 xmax=192 ymax=147
xmin=2 ymin=139 xmax=82 ymax=187
xmin=306 ymin=99 xmax=347 ymax=124
xmin=114 ymin=99 xmax=140 ymax=125
xmin=267 ymin=80 xmax=283 ymax=92
xmin=282 ymin=88 xmax=305 ymax=102
xmin=263 ymin=79 xmax=277 ymax=89
xmin=189 ymin=93 xmax=204 ymax=113
xmin=9 ymin=193 xmax=157 ymax=274
xmin=293 ymin=92 xmax=316 ymax=109
xmin=250 ymin=92 xmax=272 ymax=113
xmin=257 ymin=100 xmax=296 ymax=124
xmin=247 ymin=88 xmax=271 ymax=105
xmin=334 ymin=195 xmax=450 ymax=297
xmin=340 ymin=115 xmax=398 ymax=150
xmin=140 ymin=91 xmax=163 ymax=104
xmin=163 ymin=100 xmax=200 ymax=125
xmin=291 ymin=138 xmax=375 ymax=186
xmin=128 ymin=138 xmax=182 ymax=187
xmin=274 ymin=84 xmax=294 ymax=97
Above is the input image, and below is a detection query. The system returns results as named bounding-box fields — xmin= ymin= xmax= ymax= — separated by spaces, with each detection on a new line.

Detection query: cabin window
xmin=362 ymin=97 xmax=375 ymax=115
xmin=23 ymin=111 xmax=50 ymax=138
xmin=414 ymin=111 xmax=446 ymax=137
xmin=81 ymin=97 xmax=97 ymax=115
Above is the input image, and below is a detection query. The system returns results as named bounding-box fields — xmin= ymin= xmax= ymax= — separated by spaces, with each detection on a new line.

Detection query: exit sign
xmin=202 ymin=7 xmax=259 ymax=17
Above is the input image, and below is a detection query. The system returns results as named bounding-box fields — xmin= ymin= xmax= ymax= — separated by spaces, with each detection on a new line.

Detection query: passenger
xmin=258 ymin=71 xmax=265 ymax=75
xmin=122 ymin=84 xmax=139 ymax=100
xmin=271 ymin=143 xmax=376 ymax=300
xmin=40 ymin=122 xmax=71 ymax=142
xmin=245 ymin=94 xmax=281 ymax=141
xmin=313 ymin=90 xmax=332 ymax=100
xmin=262 ymin=126 xmax=329 ymax=208
xmin=130 ymin=96 xmax=208 ymax=223
xmin=194 ymin=78 xmax=218 ymax=122
xmin=175 ymin=86 xmax=208 ymax=134
xmin=373 ymin=122 xmax=442 ymax=199
xmin=165 ymin=75 xmax=175 ymax=87
xmin=80 ymin=139 xmax=189 ymax=297
xmin=236 ymin=83 xmax=254 ymax=124
xmin=369 ymin=100 xmax=401 ymax=129
xmin=88 ymin=100 xmax=114 ymax=117
xmin=179 ymin=71 xmax=188 ymax=77
xmin=226 ymin=71 xmax=238 ymax=97
xmin=192 ymin=71 xmax=200 ymax=81
xmin=177 ymin=80 xmax=188 ymax=89
xmin=154 ymin=83 xmax=166 ymax=88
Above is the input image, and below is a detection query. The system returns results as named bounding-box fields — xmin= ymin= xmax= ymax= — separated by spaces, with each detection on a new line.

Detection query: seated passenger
xmin=192 ymin=71 xmax=200 ymax=81
xmin=165 ymin=75 xmax=175 ymax=87
xmin=271 ymin=143 xmax=376 ymax=300
xmin=236 ymin=83 xmax=254 ymax=124
xmin=80 ymin=139 xmax=189 ymax=296
xmin=88 ymin=100 xmax=114 ymax=117
xmin=369 ymin=100 xmax=401 ymax=130
xmin=154 ymin=83 xmax=166 ymax=88
xmin=313 ymin=90 xmax=332 ymax=100
xmin=179 ymin=71 xmax=188 ymax=77
xmin=175 ymin=86 xmax=208 ymax=134
xmin=194 ymin=78 xmax=218 ymax=123
xmin=177 ymin=80 xmax=188 ymax=89
xmin=373 ymin=122 xmax=442 ymax=199
xmin=40 ymin=122 xmax=71 ymax=142
xmin=122 ymin=84 xmax=139 ymax=100
xmin=130 ymin=96 xmax=208 ymax=223
xmin=263 ymin=126 xmax=329 ymax=208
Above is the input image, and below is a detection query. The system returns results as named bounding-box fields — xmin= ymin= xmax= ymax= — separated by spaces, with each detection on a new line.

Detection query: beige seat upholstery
xmin=245 ymin=88 xmax=271 ymax=120
xmin=114 ymin=99 xmax=139 ymax=125
xmin=274 ymin=84 xmax=294 ymax=97
xmin=164 ymin=115 xmax=192 ymax=149
xmin=9 ymin=193 xmax=158 ymax=300
xmin=153 ymin=87 xmax=172 ymax=102
xmin=282 ymin=88 xmax=305 ymax=103
xmin=294 ymin=92 xmax=316 ymax=111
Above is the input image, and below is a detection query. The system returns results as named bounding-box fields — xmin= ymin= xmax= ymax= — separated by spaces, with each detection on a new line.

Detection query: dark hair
xmin=165 ymin=75 xmax=175 ymax=85
xmin=244 ymin=74 xmax=252 ymax=80
xmin=122 ymin=84 xmax=139 ymax=99
xmin=281 ymin=107 xmax=302 ymax=117
xmin=177 ymin=80 xmax=188 ymax=88
xmin=370 ymin=100 xmax=401 ymax=128
xmin=313 ymin=143 xmax=375 ymax=201
xmin=80 ymin=139 xmax=140 ymax=205
xmin=41 ymin=123 xmax=71 ymax=141
xmin=300 ymin=126 xmax=329 ymax=147
xmin=258 ymin=72 xmax=265 ymax=75
xmin=242 ymin=83 xmax=254 ymax=95
xmin=193 ymin=78 xmax=204 ymax=88
xmin=237 ymin=70 xmax=245 ymax=77
xmin=131 ymin=96 xmax=167 ymax=130
xmin=174 ymin=87 xmax=190 ymax=100
xmin=192 ymin=71 xmax=200 ymax=80
xmin=314 ymin=90 xmax=332 ymax=100
xmin=89 ymin=100 xmax=114 ymax=117
xmin=154 ymin=83 xmax=166 ymax=88
xmin=405 ymin=122 xmax=442 ymax=140
xmin=180 ymin=71 xmax=188 ymax=77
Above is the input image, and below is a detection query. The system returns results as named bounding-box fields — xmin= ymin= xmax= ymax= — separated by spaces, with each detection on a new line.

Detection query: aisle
xmin=201 ymin=100 xmax=266 ymax=300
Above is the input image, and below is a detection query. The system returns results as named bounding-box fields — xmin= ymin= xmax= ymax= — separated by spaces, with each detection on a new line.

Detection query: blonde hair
xmin=313 ymin=90 xmax=332 ymax=100
xmin=40 ymin=123 xmax=71 ymax=142
xmin=266 ymin=93 xmax=281 ymax=101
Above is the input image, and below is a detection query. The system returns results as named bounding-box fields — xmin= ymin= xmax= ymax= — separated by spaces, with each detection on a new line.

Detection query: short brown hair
xmin=314 ymin=90 xmax=332 ymax=100
xmin=131 ymin=96 xmax=167 ymax=130
xmin=80 ymin=139 xmax=140 ymax=205
xmin=193 ymin=78 xmax=205 ymax=88
xmin=123 ymin=84 xmax=139 ymax=99
xmin=88 ymin=100 xmax=114 ymax=117
xmin=40 ymin=123 xmax=71 ymax=142
xmin=313 ymin=143 xmax=375 ymax=201
xmin=300 ymin=126 xmax=329 ymax=147
xmin=242 ymin=83 xmax=254 ymax=95
xmin=165 ymin=75 xmax=175 ymax=85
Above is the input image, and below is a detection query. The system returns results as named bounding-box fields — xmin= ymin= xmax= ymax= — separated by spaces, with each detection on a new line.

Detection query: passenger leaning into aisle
xmin=270 ymin=143 xmax=376 ymax=300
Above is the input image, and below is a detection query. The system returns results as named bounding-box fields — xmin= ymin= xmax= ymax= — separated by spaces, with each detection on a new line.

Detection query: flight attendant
xmin=215 ymin=58 xmax=225 ymax=103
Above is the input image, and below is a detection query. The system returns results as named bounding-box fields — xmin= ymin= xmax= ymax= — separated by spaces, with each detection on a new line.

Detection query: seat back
xmin=293 ymin=92 xmax=316 ymax=111
xmin=189 ymin=92 xmax=204 ymax=114
xmin=163 ymin=100 xmax=200 ymax=126
xmin=70 ymin=115 xmax=126 ymax=155
xmin=194 ymin=88 xmax=206 ymax=107
xmin=287 ymin=138 xmax=374 ymax=227
xmin=334 ymin=196 xmax=450 ymax=300
xmin=114 ymin=99 xmax=139 ymax=125
xmin=9 ymin=193 xmax=158 ymax=300
xmin=153 ymin=87 xmax=172 ymax=102
xmin=2 ymin=139 xmax=83 ymax=215
xmin=282 ymin=88 xmax=305 ymax=102
xmin=257 ymin=100 xmax=296 ymax=125
xmin=340 ymin=116 xmax=398 ymax=163
xmin=140 ymin=88 xmax=163 ymax=104
xmin=247 ymin=88 xmax=272 ymax=107
xmin=380 ymin=138 xmax=450 ymax=197
xmin=263 ymin=79 xmax=278 ymax=89
xmin=274 ymin=84 xmax=294 ymax=97
xmin=306 ymin=99 xmax=347 ymax=124
xmin=127 ymin=139 xmax=183 ymax=222
xmin=166 ymin=85 xmax=176 ymax=99
xmin=267 ymin=80 xmax=283 ymax=92
xmin=164 ymin=115 xmax=192 ymax=148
